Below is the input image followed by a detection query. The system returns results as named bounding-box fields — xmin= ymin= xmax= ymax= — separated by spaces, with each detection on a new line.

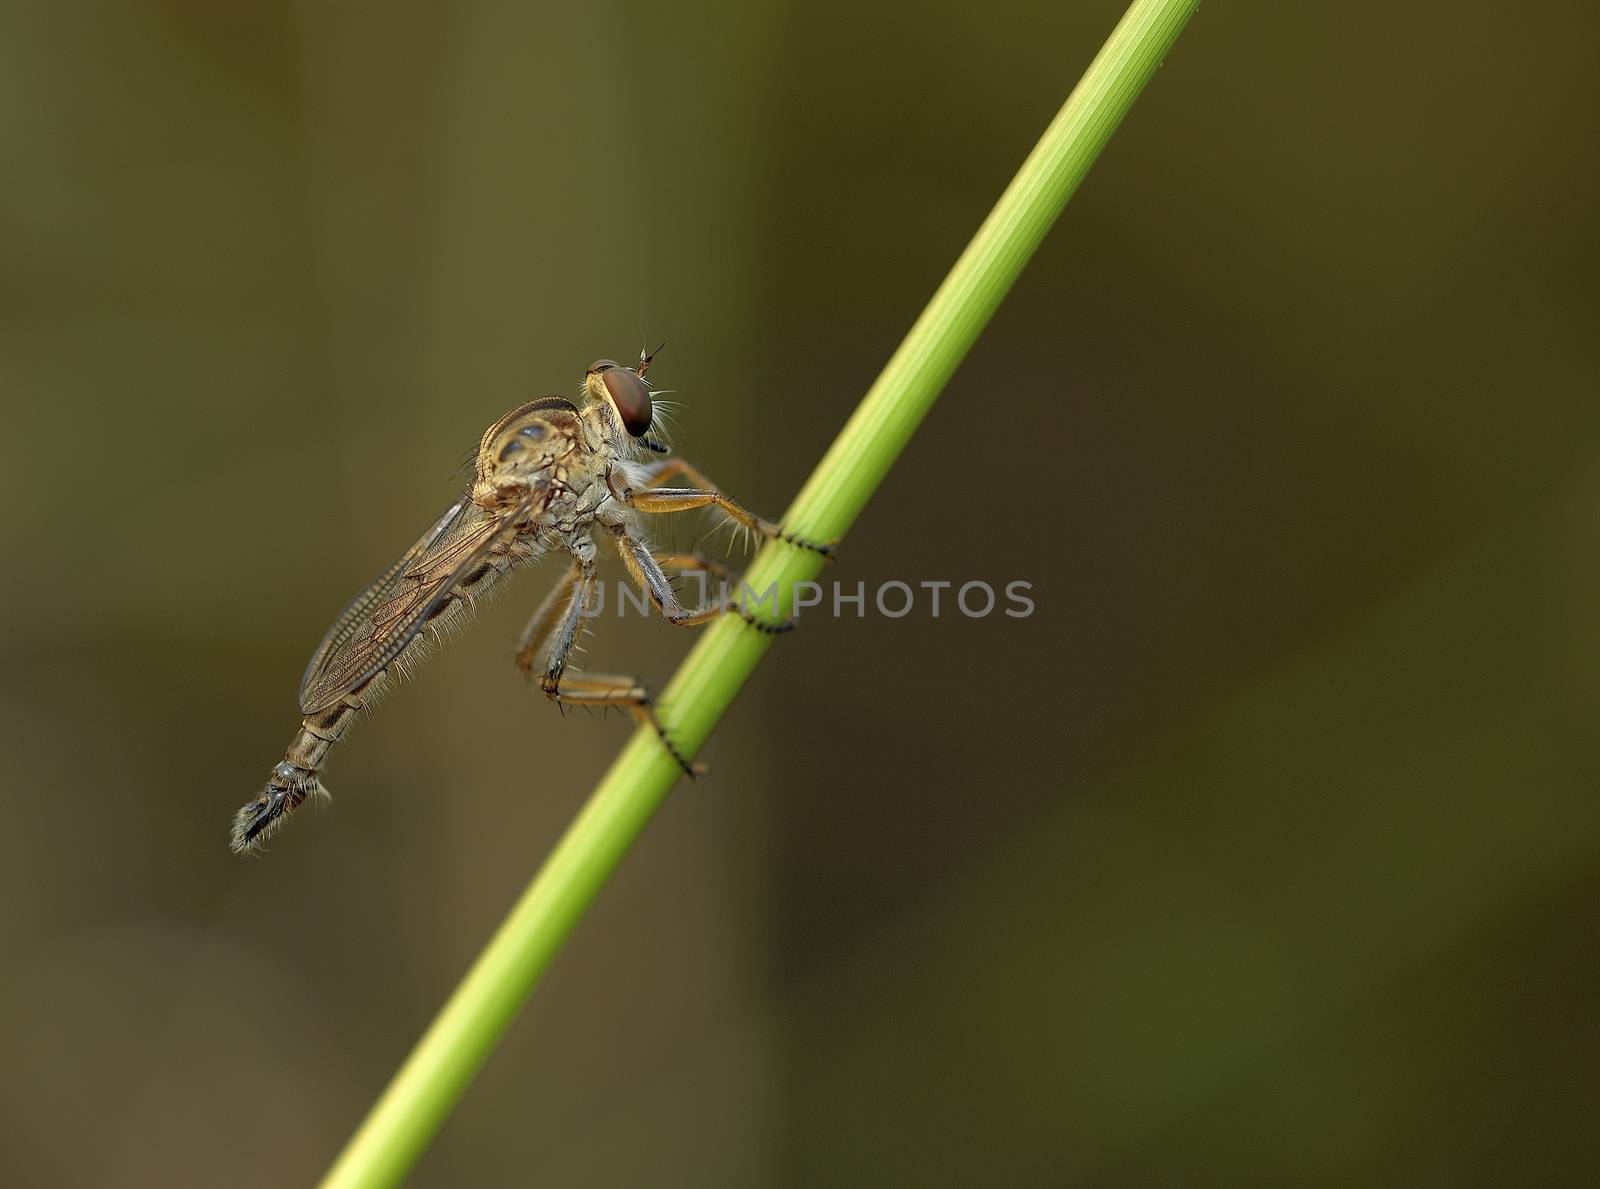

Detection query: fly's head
xmin=473 ymin=397 xmax=582 ymax=510
xmin=582 ymin=351 xmax=658 ymax=450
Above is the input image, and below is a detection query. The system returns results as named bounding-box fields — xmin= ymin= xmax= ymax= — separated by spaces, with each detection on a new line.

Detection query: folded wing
xmin=297 ymin=495 xmax=532 ymax=714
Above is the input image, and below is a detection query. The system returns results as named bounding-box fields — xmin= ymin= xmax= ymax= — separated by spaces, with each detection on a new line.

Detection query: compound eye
xmin=602 ymin=367 xmax=654 ymax=437
xmin=586 ymin=359 xmax=618 ymax=375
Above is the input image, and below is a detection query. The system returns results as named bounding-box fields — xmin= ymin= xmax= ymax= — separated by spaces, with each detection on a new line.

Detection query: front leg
xmin=635 ymin=457 xmax=720 ymax=490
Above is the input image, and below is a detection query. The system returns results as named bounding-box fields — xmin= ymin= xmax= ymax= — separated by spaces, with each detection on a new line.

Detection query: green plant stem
xmin=319 ymin=2 xmax=1200 ymax=1184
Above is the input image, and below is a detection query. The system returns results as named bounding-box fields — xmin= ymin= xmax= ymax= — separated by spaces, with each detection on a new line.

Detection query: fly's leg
xmin=512 ymin=561 xmax=583 ymax=676
xmin=648 ymin=551 xmax=748 ymax=625
xmin=651 ymin=551 xmax=739 ymax=596
xmin=548 ymin=676 xmax=704 ymax=777
xmin=513 ymin=560 xmax=702 ymax=776
xmin=635 ymin=457 xmax=714 ymax=488
xmin=629 ymin=458 xmax=833 ymax=557
xmin=614 ymin=532 xmax=721 ymax=627
xmin=614 ymin=532 xmax=797 ymax=635
xmin=636 ymin=458 xmax=822 ymax=502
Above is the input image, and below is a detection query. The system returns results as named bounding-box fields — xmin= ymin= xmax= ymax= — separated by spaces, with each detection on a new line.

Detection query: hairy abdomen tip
xmin=229 ymin=763 xmax=327 ymax=855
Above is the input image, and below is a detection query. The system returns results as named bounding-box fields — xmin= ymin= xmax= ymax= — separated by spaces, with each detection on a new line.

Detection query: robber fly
xmin=230 ymin=350 xmax=829 ymax=854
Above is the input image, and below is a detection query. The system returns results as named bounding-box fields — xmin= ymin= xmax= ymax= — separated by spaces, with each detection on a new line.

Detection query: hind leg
xmin=512 ymin=560 xmax=701 ymax=776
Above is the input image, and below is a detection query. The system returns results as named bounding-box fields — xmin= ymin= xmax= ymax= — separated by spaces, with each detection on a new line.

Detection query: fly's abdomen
xmin=230 ymin=545 xmax=525 ymax=855
xmin=228 ymin=706 xmax=354 ymax=855
xmin=228 ymin=565 xmax=507 ymax=854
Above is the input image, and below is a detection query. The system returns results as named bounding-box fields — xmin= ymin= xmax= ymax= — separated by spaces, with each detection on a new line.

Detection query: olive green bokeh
xmin=1 ymin=2 xmax=1597 ymax=1186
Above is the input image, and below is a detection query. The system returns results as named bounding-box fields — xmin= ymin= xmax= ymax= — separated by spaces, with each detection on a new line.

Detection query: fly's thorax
xmin=473 ymin=397 xmax=585 ymax=508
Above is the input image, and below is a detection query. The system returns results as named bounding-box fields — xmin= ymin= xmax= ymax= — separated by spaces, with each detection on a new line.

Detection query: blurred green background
xmin=3 ymin=1 xmax=1598 ymax=1185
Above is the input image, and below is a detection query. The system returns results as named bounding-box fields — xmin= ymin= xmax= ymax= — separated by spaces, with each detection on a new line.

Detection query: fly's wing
xmin=297 ymin=493 xmax=538 ymax=714
xmin=298 ymin=496 xmax=472 ymax=709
